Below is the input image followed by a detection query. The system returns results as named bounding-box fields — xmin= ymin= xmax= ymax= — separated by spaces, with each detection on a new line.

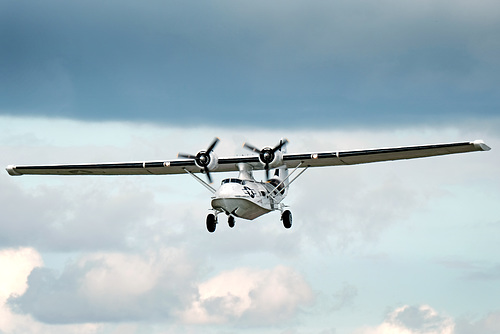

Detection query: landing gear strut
xmin=206 ymin=213 xmax=217 ymax=233
xmin=281 ymin=210 xmax=292 ymax=229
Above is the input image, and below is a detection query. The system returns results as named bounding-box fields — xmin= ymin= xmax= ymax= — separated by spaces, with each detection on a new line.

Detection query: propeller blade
xmin=204 ymin=166 xmax=213 ymax=183
xmin=178 ymin=138 xmax=220 ymax=184
xmin=243 ymin=139 xmax=288 ymax=180
xmin=178 ymin=153 xmax=195 ymax=159
xmin=272 ymin=139 xmax=288 ymax=153
xmin=207 ymin=137 xmax=220 ymax=153
xmin=243 ymin=142 xmax=261 ymax=154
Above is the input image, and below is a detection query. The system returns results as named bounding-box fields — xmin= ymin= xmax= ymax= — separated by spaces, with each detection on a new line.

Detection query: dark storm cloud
xmin=1 ymin=0 xmax=499 ymax=127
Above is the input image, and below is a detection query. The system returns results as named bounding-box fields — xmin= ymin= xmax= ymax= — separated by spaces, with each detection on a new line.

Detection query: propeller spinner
xmin=178 ymin=137 xmax=220 ymax=183
xmin=243 ymin=139 xmax=288 ymax=180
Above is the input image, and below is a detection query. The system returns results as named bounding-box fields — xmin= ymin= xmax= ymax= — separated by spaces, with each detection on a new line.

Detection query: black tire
xmin=206 ymin=214 xmax=217 ymax=233
xmin=282 ymin=210 xmax=292 ymax=229
xmin=228 ymin=215 xmax=235 ymax=228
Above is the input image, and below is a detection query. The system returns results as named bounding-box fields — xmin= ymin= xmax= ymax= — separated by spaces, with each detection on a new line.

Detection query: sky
xmin=1 ymin=1 xmax=499 ymax=333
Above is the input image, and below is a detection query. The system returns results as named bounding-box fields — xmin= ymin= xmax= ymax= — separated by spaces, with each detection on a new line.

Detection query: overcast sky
xmin=1 ymin=1 xmax=499 ymax=333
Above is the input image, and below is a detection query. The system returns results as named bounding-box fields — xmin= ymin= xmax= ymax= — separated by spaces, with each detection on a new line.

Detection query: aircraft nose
xmin=216 ymin=184 xmax=234 ymax=197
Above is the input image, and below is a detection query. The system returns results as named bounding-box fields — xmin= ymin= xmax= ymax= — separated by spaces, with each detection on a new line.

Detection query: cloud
xmin=0 ymin=248 xmax=103 ymax=334
xmin=8 ymin=248 xmax=313 ymax=328
xmin=1 ymin=1 xmax=499 ymax=127
xmin=8 ymin=248 xmax=199 ymax=324
xmin=438 ymin=259 xmax=500 ymax=281
xmin=292 ymin=168 xmax=433 ymax=251
xmin=455 ymin=311 xmax=500 ymax=334
xmin=356 ymin=305 xmax=500 ymax=334
xmin=180 ymin=266 xmax=314 ymax=326
xmin=0 ymin=248 xmax=42 ymax=302
xmin=354 ymin=305 xmax=455 ymax=334
xmin=330 ymin=282 xmax=358 ymax=311
xmin=0 ymin=176 xmax=161 ymax=252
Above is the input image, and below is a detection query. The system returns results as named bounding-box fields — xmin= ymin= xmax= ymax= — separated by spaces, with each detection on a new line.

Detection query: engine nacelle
xmin=243 ymin=138 xmax=288 ymax=180
xmin=177 ymin=137 xmax=220 ymax=183
xmin=194 ymin=150 xmax=219 ymax=172
xmin=258 ymin=147 xmax=283 ymax=169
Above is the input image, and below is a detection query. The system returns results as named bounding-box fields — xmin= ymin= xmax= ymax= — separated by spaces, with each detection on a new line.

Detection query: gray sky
xmin=1 ymin=1 xmax=499 ymax=333
xmin=1 ymin=0 xmax=499 ymax=127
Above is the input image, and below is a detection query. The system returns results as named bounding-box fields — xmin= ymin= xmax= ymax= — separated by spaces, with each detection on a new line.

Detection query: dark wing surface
xmin=283 ymin=140 xmax=490 ymax=168
xmin=6 ymin=140 xmax=490 ymax=176
xmin=5 ymin=157 xmax=259 ymax=176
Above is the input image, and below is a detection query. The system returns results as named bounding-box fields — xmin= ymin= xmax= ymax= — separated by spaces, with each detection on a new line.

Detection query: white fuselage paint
xmin=211 ymin=178 xmax=285 ymax=220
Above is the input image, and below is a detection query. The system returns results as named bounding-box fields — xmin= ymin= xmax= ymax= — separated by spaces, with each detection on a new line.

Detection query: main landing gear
xmin=281 ymin=210 xmax=292 ymax=229
xmin=206 ymin=211 xmax=292 ymax=232
xmin=206 ymin=213 xmax=217 ymax=233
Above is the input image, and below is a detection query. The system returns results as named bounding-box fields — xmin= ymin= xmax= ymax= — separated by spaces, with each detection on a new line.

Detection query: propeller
xmin=178 ymin=137 xmax=220 ymax=183
xmin=243 ymin=139 xmax=288 ymax=180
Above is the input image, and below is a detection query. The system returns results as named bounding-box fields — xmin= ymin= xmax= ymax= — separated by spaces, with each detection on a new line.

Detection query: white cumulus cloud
xmin=180 ymin=265 xmax=314 ymax=326
xmin=8 ymin=248 xmax=199 ymax=324
xmin=354 ymin=305 xmax=455 ymax=334
xmin=0 ymin=247 xmax=102 ymax=334
xmin=7 ymin=248 xmax=314 ymax=328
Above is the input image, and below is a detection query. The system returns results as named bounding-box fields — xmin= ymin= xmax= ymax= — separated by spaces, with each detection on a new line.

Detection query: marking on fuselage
xmin=242 ymin=186 xmax=256 ymax=198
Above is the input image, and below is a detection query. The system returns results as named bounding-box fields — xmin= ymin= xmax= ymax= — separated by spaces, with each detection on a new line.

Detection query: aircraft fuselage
xmin=211 ymin=178 xmax=283 ymax=220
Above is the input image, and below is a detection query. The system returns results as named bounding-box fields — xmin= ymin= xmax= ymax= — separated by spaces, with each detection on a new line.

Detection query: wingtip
xmin=6 ymin=165 xmax=22 ymax=176
xmin=472 ymin=140 xmax=491 ymax=151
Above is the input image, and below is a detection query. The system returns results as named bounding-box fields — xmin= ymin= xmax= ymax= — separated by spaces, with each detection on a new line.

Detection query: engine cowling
xmin=178 ymin=137 xmax=220 ymax=183
xmin=193 ymin=150 xmax=219 ymax=171
xmin=243 ymin=139 xmax=288 ymax=180
xmin=257 ymin=147 xmax=283 ymax=169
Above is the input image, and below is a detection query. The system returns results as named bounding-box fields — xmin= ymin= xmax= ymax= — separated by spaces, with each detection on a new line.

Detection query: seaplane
xmin=6 ymin=138 xmax=490 ymax=232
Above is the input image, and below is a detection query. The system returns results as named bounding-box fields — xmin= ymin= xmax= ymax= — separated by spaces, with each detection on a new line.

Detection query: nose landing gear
xmin=228 ymin=215 xmax=235 ymax=228
xmin=206 ymin=213 xmax=235 ymax=232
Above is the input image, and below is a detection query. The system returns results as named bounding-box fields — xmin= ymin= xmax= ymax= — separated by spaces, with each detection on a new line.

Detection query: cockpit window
xmin=221 ymin=178 xmax=243 ymax=185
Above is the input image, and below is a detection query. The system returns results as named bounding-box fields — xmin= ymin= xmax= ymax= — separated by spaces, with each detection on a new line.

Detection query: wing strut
xmin=183 ymin=168 xmax=216 ymax=194
xmin=268 ymin=162 xmax=309 ymax=199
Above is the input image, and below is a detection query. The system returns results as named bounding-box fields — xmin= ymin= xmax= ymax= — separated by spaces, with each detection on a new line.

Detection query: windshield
xmin=221 ymin=178 xmax=244 ymax=185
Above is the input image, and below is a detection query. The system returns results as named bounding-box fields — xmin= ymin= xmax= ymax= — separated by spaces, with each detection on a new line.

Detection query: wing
xmin=283 ymin=140 xmax=490 ymax=168
xmin=6 ymin=140 xmax=490 ymax=176
xmin=5 ymin=156 xmax=258 ymax=176
xmin=6 ymin=159 xmax=194 ymax=176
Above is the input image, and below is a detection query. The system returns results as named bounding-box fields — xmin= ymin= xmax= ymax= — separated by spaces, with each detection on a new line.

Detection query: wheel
xmin=206 ymin=214 xmax=217 ymax=233
xmin=281 ymin=210 xmax=292 ymax=229
xmin=228 ymin=215 xmax=235 ymax=228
